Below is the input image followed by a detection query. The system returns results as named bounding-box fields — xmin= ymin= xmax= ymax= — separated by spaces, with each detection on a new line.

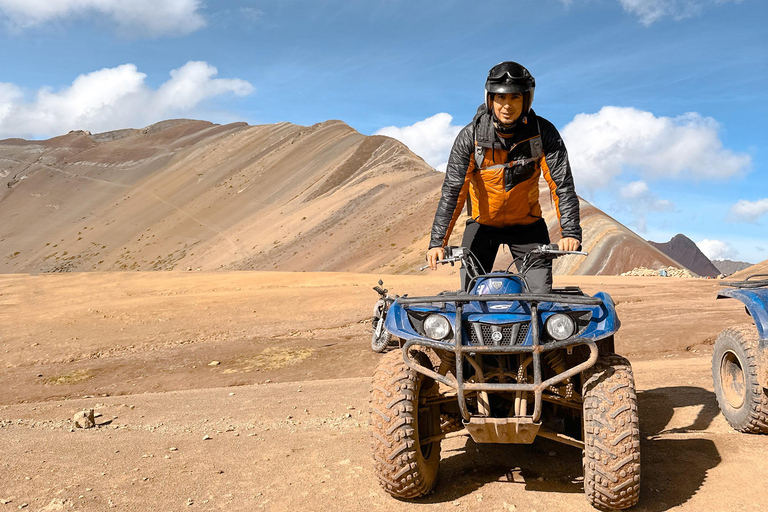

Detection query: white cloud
xmin=697 ymin=239 xmax=738 ymax=260
xmin=0 ymin=61 xmax=254 ymax=139
xmin=619 ymin=180 xmax=649 ymax=199
xmin=613 ymin=180 xmax=674 ymax=232
xmin=729 ymin=198 xmax=768 ymax=223
xmin=0 ymin=0 xmax=205 ymax=37
xmin=376 ymin=113 xmax=462 ymax=172
xmin=562 ymin=106 xmax=751 ymax=190
xmin=560 ymin=0 xmax=743 ymax=26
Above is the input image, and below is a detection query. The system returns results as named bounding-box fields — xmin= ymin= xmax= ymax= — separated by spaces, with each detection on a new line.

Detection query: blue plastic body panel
xmin=717 ymin=288 xmax=768 ymax=344
xmin=384 ymin=273 xmax=619 ymax=347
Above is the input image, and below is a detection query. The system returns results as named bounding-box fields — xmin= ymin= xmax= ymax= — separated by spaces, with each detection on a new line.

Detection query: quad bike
xmin=369 ymin=245 xmax=641 ymax=510
xmin=712 ymin=274 xmax=768 ymax=433
xmin=371 ymin=279 xmax=398 ymax=353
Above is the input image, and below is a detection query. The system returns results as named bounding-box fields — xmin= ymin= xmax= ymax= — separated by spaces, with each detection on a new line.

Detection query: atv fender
xmin=718 ymin=288 xmax=768 ymax=387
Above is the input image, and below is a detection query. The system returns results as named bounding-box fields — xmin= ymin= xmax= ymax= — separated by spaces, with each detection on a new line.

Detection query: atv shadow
xmin=422 ymin=435 xmax=584 ymax=504
xmin=423 ymin=386 xmax=721 ymax=510
xmin=635 ymin=386 xmax=721 ymax=512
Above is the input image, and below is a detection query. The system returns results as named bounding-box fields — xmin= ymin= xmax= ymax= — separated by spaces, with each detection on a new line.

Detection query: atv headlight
xmin=423 ymin=314 xmax=452 ymax=340
xmin=545 ymin=314 xmax=576 ymax=341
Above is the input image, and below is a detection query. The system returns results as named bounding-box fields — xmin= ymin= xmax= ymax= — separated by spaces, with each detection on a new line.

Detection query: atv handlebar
xmin=420 ymin=244 xmax=588 ymax=272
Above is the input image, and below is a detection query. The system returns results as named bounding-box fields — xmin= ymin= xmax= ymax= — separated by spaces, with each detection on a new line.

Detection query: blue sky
xmin=0 ymin=0 xmax=766 ymax=263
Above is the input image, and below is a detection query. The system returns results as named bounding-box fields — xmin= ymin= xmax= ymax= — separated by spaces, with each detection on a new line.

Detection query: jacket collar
xmin=473 ymin=105 xmax=538 ymax=149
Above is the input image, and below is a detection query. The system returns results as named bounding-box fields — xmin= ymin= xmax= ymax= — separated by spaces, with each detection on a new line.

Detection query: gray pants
xmin=460 ymin=219 xmax=553 ymax=293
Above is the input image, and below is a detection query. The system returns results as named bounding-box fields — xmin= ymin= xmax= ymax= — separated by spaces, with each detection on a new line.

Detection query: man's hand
xmin=557 ymin=237 xmax=580 ymax=251
xmin=426 ymin=247 xmax=445 ymax=270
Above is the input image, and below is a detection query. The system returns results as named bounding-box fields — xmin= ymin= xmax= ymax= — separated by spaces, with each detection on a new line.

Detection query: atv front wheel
xmin=582 ymin=354 xmax=641 ymax=511
xmin=369 ymin=350 xmax=441 ymax=498
xmin=712 ymin=324 xmax=768 ymax=433
xmin=371 ymin=299 xmax=392 ymax=353
xmin=371 ymin=316 xmax=392 ymax=353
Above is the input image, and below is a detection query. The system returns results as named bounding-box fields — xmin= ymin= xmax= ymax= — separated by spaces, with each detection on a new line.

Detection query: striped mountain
xmin=0 ymin=119 xmax=684 ymax=275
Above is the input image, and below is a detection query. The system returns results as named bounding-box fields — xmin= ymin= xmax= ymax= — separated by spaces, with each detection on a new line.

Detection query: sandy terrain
xmin=1 ymin=271 xmax=766 ymax=511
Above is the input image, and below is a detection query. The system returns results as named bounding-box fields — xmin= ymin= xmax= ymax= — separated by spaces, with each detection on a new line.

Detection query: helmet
xmin=484 ymin=61 xmax=536 ymax=120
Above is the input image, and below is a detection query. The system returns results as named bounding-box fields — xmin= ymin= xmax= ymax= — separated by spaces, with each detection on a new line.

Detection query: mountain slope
xmin=649 ymin=234 xmax=720 ymax=277
xmin=1 ymin=119 xmax=684 ymax=276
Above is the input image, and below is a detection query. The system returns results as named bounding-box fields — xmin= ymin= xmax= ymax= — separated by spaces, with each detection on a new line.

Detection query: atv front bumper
xmin=397 ymin=293 xmax=603 ymax=423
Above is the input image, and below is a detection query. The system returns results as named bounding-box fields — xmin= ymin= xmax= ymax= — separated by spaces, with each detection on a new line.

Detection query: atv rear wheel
xmin=369 ymin=350 xmax=441 ymax=498
xmin=712 ymin=324 xmax=768 ymax=433
xmin=582 ymin=354 xmax=641 ymax=511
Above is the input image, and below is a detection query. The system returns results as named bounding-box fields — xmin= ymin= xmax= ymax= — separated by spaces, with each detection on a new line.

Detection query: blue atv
xmin=712 ymin=274 xmax=768 ymax=433
xmin=369 ymin=245 xmax=641 ymax=511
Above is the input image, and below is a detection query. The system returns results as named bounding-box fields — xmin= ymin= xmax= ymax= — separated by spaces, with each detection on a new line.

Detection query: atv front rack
xmin=398 ymin=293 xmax=603 ymax=423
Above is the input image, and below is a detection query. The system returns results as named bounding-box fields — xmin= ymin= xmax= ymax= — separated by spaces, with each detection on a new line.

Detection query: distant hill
xmin=712 ymin=259 xmax=753 ymax=276
xmin=649 ymin=234 xmax=719 ymax=277
xmin=0 ymin=118 xmax=684 ymax=275
xmin=731 ymin=259 xmax=768 ymax=279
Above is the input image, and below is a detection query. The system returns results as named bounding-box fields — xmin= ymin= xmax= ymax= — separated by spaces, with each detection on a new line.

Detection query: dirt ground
xmin=1 ymin=271 xmax=766 ymax=511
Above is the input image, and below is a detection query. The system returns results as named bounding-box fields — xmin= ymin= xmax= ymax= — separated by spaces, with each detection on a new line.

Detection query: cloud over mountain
xmin=697 ymin=239 xmax=738 ymax=260
xmin=562 ymin=106 xmax=751 ymax=190
xmin=375 ymin=113 xmax=462 ymax=172
xmin=0 ymin=61 xmax=253 ymax=139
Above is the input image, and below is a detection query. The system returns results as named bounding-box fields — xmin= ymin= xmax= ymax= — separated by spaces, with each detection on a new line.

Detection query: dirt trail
xmin=0 ymin=271 xmax=765 ymax=511
xmin=1 ymin=358 xmax=766 ymax=511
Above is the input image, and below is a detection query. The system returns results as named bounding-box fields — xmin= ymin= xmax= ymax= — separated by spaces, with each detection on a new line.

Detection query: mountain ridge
xmin=0 ymin=118 xmax=685 ymax=276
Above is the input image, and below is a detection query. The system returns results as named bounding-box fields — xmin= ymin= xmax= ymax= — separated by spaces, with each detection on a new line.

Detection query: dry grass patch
xmin=44 ymin=369 xmax=92 ymax=385
xmin=222 ymin=348 xmax=313 ymax=373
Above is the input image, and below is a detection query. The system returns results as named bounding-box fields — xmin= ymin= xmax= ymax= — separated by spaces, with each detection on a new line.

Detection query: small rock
xmin=169 ymin=447 xmax=178 ymax=451
xmin=228 ymin=392 xmax=235 ymax=396
xmin=0 ymin=499 xmax=11 ymax=505
xmin=18 ymin=504 xmax=28 ymax=509
xmin=203 ymin=435 xmax=212 ymax=440
xmin=74 ymin=409 xmax=96 ymax=429
xmin=208 ymin=361 xmax=220 ymax=366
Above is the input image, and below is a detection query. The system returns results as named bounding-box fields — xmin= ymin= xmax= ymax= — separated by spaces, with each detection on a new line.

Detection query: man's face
xmin=492 ymin=93 xmax=524 ymax=125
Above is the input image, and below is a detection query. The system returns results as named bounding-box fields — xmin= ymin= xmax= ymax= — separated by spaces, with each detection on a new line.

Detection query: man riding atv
xmin=426 ymin=61 xmax=581 ymax=291
xmin=369 ymin=62 xmax=641 ymax=511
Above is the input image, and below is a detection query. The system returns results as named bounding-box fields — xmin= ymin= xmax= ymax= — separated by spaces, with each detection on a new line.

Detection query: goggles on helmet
xmin=485 ymin=62 xmax=535 ymax=90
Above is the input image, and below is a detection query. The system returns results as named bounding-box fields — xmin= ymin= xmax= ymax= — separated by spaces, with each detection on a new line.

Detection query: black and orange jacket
xmin=429 ymin=106 xmax=581 ymax=249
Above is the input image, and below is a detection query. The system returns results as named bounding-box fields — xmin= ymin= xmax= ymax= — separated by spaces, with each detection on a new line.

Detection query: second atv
xmin=712 ymin=274 xmax=768 ymax=433
xmin=369 ymin=245 xmax=640 ymax=510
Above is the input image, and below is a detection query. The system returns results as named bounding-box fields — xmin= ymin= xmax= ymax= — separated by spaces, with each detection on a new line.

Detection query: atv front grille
xmin=468 ymin=322 xmax=530 ymax=346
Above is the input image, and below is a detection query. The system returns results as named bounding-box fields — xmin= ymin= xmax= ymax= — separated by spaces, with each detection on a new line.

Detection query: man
xmin=425 ymin=61 xmax=581 ymax=293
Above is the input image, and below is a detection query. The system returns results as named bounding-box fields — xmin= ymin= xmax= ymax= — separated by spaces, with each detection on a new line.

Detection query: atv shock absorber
xmin=514 ymin=356 xmax=533 ymax=417
xmin=545 ymin=350 xmax=574 ymax=399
